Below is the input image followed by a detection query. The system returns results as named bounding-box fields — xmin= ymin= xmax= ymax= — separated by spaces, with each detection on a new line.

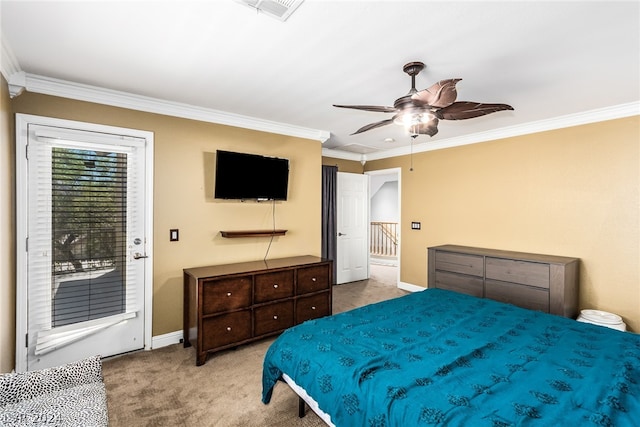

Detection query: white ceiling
xmin=1 ymin=1 xmax=639 ymax=161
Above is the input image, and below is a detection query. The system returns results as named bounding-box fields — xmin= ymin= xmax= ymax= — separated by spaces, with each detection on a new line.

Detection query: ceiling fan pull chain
xmin=409 ymin=133 xmax=418 ymax=172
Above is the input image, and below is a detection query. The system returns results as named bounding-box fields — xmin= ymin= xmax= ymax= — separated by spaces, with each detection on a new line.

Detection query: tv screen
xmin=214 ymin=150 xmax=289 ymax=200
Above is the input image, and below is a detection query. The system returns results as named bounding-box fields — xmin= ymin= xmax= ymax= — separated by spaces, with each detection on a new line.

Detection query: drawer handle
xmin=226 ymin=292 xmax=232 ymax=297
xmin=273 ymin=315 xmax=278 ymax=320
xmin=226 ymin=327 xmax=232 ymax=331
xmin=311 ymin=306 xmax=316 ymax=310
xmin=273 ymin=284 xmax=279 ymax=288
xmin=312 ymin=277 xmax=317 ymax=282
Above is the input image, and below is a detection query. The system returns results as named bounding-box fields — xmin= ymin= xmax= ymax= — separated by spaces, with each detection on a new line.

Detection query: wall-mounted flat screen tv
xmin=214 ymin=150 xmax=289 ymax=200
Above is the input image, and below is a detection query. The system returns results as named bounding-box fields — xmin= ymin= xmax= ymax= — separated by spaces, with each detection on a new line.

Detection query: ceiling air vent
xmin=234 ymin=0 xmax=305 ymax=21
xmin=340 ymin=143 xmax=381 ymax=154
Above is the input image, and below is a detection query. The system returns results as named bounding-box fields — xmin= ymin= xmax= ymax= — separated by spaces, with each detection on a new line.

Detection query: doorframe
xmin=365 ymin=167 xmax=401 ymax=287
xmin=14 ymin=114 xmax=154 ymax=372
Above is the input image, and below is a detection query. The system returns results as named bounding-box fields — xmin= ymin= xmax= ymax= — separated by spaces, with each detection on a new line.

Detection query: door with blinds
xmin=16 ymin=115 xmax=153 ymax=371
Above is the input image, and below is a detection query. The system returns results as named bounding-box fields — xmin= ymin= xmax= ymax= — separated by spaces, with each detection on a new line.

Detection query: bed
xmin=262 ymin=288 xmax=640 ymax=426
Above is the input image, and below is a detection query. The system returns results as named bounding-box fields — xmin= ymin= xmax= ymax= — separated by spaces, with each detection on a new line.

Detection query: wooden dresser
xmin=428 ymin=245 xmax=579 ymax=318
xmin=183 ymin=255 xmax=332 ymax=366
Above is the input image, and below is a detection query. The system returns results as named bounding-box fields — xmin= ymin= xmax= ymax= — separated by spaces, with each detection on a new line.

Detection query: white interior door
xmin=16 ymin=115 xmax=153 ymax=371
xmin=336 ymin=172 xmax=369 ymax=284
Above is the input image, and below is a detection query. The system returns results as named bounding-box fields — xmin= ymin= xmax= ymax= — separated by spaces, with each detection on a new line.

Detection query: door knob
xmin=338 ymin=232 xmax=347 ymax=236
xmin=133 ymin=253 xmax=148 ymax=259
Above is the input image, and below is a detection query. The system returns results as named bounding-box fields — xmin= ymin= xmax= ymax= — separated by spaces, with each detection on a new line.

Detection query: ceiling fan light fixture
xmin=393 ymin=112 xmax=435 ymax=128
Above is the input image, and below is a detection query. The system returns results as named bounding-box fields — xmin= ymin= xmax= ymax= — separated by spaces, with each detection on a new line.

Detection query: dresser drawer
xmin=202 ymin=310 xmax=251 ymax=350
xmin=486 ymin=257 xmax=549 ymax=289
xmin=296 ymin=292 xmax=331 ymax=323
xmin=297 ymin=264 xmax=330 ymax=294
xmin=435 ymin=251 xmax=484 ymax=277
xmin=434 ymin=271 xmax=484 ymax=297
xmin=254 ymin=270 xmax=294 ymax=303
xmin=254 ymin=300 xmax=294 ymax=336
xmin=485 ymin=280 xmax=549 ymax=313
xmin=202 ymin=276 xmax=252 ymax=315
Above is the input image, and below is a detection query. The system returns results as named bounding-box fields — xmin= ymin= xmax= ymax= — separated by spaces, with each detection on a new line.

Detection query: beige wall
xmin=9 ymin=92 xmax=323 ymax=349
xmin=367 ymin=116 xmax=640 ymax=331
xmin=1 ymin=76 xmax=16 ymax=372
xmin=322 ymin=156 xmax=363 ymax=174
xmin=2 ymin=86 xmax=638 ymax=371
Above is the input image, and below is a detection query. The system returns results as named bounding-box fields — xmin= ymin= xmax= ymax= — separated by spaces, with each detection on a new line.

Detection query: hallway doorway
xmin=366 ymin=168 xmax=400 ymax=285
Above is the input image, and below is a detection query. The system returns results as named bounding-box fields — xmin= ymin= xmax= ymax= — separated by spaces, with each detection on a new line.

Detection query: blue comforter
xmin=262 ymin=289 xmax=640 ymax=426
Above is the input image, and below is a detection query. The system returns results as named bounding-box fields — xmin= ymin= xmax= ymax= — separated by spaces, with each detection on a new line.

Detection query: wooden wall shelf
xmin=220 ymin=229 xmax=287 ymax=238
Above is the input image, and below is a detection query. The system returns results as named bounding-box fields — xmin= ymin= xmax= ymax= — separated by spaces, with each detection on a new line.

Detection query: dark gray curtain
xmin=321 ymin=165 xmax=337 ymax=284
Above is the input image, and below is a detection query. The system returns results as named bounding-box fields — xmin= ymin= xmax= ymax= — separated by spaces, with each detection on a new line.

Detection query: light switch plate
xmin=411 ymin=222 xmax=421 ymax=230
xmin=170 ymin=229 xmax=179 ymax=241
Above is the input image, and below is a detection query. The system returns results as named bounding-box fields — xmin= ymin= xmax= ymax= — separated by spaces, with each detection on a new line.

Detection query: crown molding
xmin=6 ymin=71 xmax=637 ymax=156
xmin=12 ymin=72 xmax=331 ymax=143
xmin=1 ymin=33 xmax=25 ymax=98
xmin=0 ymin=33 xmax=20 ymax=79
xmin=323 ymin=101 xmax=640 ymax=161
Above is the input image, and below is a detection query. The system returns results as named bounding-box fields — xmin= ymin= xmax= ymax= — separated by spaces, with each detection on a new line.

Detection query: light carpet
xmin=102 ymin=263 xmax=408 ymax=426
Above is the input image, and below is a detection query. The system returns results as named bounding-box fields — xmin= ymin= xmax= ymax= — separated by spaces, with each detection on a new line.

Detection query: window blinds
xmin=28 ymin=126 xmax=144 ymax=355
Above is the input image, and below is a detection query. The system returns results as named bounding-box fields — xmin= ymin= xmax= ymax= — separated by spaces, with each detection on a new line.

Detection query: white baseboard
xmin=150 ymin=283 xmax=424 ymax=349
xmin=151 ymin=330 xmax=183 ymax=349
xmin=398 ymin=281 xmax=425 ymax=293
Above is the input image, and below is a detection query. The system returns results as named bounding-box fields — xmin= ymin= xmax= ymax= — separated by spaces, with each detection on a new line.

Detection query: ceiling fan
xmin=334 ymin=61 xmax=514 ymax=137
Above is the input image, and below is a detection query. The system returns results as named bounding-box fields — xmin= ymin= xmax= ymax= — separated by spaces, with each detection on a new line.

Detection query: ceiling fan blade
xmin=411 ymin=79 xmax=461 ymax=108
xmin=333 ymin=104 xmax=396 ymax=113
xmin=351 ymin=118 xmax=395 ymax=135
xmin=435 ymin=101 xmax=514 ymax=120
